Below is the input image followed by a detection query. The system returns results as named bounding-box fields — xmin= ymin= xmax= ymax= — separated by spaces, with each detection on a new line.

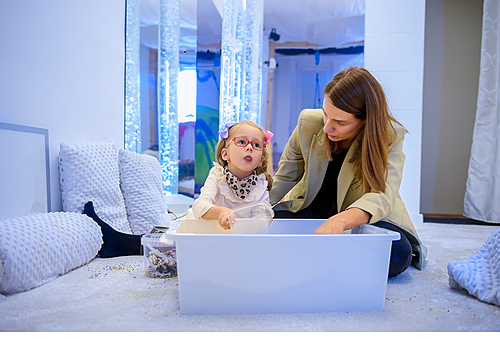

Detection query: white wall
xmin=365 ymin=0 xmax=426 ymax=223
xmin=0 ymin=0 xmax=484 ymax=218
xmin=0 ymin=0 xmax=126 ymax=213
xmin=421 ymin=0 xmax=483 ymax=216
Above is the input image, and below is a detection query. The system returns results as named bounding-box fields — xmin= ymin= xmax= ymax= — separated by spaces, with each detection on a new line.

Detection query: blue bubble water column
xmin=219 ymin=0 xmax=264 ymax=129
xmin=242 ymin=0 xmax=264 ymax=124
xmin=124 ymin=0 xmax=141 ymax=152
xmin=158 ymin=0 xmax=180 ymax=195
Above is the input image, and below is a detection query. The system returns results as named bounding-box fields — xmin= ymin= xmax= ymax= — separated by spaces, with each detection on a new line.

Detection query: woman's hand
xmin=314 ymin=207 xmax=371 ymax=234
xmin=314 ymin=216 xmax=348 ymax=234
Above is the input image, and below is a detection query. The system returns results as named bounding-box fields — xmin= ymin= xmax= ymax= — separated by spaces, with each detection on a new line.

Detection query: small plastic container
xmin=141 ymin=234 xmax=177 ymax=278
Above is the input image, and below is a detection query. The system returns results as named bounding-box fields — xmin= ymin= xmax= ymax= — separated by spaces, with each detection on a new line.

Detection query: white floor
xmin=1 ymin=222 xmax=499 ymax=333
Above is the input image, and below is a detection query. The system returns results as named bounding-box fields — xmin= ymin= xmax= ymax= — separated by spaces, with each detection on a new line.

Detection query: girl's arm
xmin=250 ymin=181 xmax=274 ymax=218
xmin=192 ymin=167 xmax=235 ymax=229
xmin=201 ymin=206 xmax=234 ymax=230
xmin=192 ymin=168 xmax=220 ymax=219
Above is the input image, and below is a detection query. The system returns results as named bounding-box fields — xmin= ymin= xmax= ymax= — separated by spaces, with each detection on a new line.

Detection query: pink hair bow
xmin=263 ymin=130 xmax=274 ymax=145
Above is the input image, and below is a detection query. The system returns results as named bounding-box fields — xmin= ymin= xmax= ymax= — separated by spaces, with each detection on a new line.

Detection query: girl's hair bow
xmin=262 ymin=129 xmax=274 ymax=145
xmin=219 ymin=123 xmax=235 ymax=139
xmin=219 ymin=122 xmax=273 ymax=146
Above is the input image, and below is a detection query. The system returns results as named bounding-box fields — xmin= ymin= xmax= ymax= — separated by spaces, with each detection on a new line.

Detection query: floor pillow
xmin=448 ymin=227 xmax=500 ymax=306
xmin=0 ymin=212 xmax=102 ymax=296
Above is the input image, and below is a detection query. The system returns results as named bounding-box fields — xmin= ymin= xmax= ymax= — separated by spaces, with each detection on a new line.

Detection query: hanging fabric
xmin=463 ymin=0 xmax=500 ymax=223
xmin=314 ymin=50 xmax=321 ymax=108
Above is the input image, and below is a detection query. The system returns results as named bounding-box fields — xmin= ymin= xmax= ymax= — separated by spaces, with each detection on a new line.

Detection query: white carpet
xmin=0 ymin=222 xmax=499 ymax=332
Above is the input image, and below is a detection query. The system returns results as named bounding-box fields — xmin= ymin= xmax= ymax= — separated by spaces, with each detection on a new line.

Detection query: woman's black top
xmin=308 ymin=149 xmax=348 ymax=219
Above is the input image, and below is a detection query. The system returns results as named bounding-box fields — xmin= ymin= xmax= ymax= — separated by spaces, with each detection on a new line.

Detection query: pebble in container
xmin=141 ymin=234 xmax=177 ymax=278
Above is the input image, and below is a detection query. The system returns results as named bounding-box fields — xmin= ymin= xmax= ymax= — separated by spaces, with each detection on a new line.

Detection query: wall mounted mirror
xmin=134 ymin=0 xmax=364 ymax=196
xmin=138 ymin=0 xmax=222 ymax=197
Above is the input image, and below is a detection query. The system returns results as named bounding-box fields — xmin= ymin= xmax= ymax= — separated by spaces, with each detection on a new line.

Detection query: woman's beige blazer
xmin=270 ymin=109 xmax=427 ymax=269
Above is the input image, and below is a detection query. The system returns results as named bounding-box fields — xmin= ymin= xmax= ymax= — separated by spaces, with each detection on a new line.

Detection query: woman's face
xmin=322 ymin=98 xmax=365 ymax=150
xmin=221 ymin=124 xmax=264 ymax=180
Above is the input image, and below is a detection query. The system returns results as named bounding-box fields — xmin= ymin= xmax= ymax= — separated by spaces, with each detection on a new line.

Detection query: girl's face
xmin=322 ymin=98 xmax=365 ymax=150
xmin=221 ymin=124 xmax=265 ymax=180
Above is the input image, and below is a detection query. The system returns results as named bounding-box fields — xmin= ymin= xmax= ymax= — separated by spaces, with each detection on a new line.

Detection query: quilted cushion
xmin=448 ymin=227 xmax=500 ymax=306
xmin=0 ymin=259 xmax=3 ymax=297
xmin=0 ymin=212 xmax=103 ymax=295
xmin=59 ymin=140 xmax=132 ymax=233
xmin=119 ymin=149 xmax=171 ymax=234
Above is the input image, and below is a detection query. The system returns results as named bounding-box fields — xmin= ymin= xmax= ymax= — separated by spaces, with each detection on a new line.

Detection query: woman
xmin=270 ymin=66 xmax=427 ymax=277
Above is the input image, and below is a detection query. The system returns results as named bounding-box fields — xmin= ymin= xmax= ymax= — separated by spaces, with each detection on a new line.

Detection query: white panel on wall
xmin=0 ymin=123 xmax=50 ymax=220
xmin=365 ymin=0 xmax=426 ymax=223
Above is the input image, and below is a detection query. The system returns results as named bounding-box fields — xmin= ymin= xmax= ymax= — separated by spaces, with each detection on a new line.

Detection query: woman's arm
xmin=314 ymin=207 xmax=371 ymax=234
xmin=269 ymin=114 xmax=307 ymax=205
xmin=343 ymin=126 xmax=407 ymax=224
xmin=315 ymin=125 xmax=407 ymax=234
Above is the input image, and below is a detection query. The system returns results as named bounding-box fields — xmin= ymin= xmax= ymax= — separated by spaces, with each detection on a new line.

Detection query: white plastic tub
xmin=161 ymin=218 xmax=399 ymax=315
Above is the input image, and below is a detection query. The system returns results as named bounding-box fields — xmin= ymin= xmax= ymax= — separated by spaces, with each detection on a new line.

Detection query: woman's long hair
xmin=215 ymin=120 xmax=273 ymax=190
xmin=324 ymin=66 xmax=403 ymax=193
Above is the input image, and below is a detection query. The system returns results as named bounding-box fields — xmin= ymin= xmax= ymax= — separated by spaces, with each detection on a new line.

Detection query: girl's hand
xmin=201 ymin=206 xmax=235 ymax=230
xmin=217 ymin=207 xmax=235 ymax=230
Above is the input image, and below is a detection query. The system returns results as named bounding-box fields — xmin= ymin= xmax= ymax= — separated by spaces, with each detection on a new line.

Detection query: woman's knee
xmin=372 ymin=221 xmax=413 ymax=278
xmin=388 ymin=233 xmax=412 ymax=277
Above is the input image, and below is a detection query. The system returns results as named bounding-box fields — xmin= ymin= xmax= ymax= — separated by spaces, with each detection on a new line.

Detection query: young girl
xmin=192 ymin=120 xmax=274 ymax=229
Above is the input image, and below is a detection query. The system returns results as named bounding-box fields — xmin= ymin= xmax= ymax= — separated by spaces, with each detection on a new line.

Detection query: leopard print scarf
xmin=224 ymin=167 xmax=259 ymax=200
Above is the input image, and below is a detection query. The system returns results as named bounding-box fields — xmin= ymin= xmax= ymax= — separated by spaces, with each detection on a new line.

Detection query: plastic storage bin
xmin=161 ymin=218 xmax=399 ymax=315
xmin=141 ymin=234 xmax=177 ymax=278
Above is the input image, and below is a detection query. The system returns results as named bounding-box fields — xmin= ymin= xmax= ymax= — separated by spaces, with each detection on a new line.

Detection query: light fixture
xmin=269 ymin=28 xmax=280 ymax=41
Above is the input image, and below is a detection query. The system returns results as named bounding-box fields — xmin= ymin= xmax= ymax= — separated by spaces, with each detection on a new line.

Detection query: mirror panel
xmin=139 ymin=0 xmax=207 ymax=197
xmin=194 ymin=0 xmax=221 ymax=195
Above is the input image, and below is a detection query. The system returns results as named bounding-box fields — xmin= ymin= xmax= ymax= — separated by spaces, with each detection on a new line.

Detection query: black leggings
xmin=274 ymin=210 xmax=413 ymax=278
xmin=371 ymin=220 xmax=413 ymax=278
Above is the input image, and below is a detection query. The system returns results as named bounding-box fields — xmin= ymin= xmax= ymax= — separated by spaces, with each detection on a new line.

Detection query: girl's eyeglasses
xmin=231 ymin=137 xmax=265 ymax=151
